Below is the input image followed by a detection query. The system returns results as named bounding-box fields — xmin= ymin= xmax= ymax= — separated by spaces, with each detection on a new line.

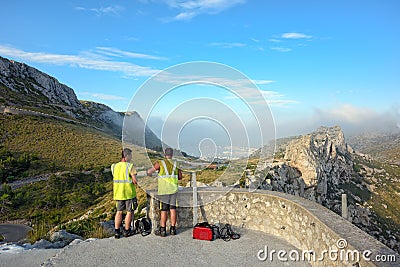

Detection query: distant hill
xmin=347 ymin=132 xmax=400 ymax=164
xmin=0 ymin=56 xmax=163 ymax=150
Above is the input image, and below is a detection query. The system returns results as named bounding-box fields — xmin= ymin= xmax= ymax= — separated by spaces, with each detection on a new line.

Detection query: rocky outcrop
xmin=284 ymin=126 xmax=351 ymax=185
xmin=15 ymin=230 xmax=84 ymax=250
xmin=252 ymin=126 xmax=357 ymax=206
xmin=80 ymin=100 xmax=124 ymax=133
xmin=0 ymin=56 xmax=82 ymax=109
xmin=0 ymin=56 xmax=124 ymax=136
xmin=248 ymin=126 xmax=399 ymax=253
xmin=282 ymin=126 xmax=356 ymax=207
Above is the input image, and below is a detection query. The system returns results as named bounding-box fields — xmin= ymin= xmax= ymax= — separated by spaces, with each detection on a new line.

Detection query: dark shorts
xmin=116 ymin=198 xmax=138 ymax=212
xmin=158 ymin=193 xmax=177 ymax=211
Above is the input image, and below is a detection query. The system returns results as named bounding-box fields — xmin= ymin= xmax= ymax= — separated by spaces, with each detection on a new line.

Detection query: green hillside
xmin=353 ymin=154 xmax=400 ymax=235
xmin=1 ymin=113 xmax=122 ymax=174
xmin=0 ymin=113 xmax=150 ymax=241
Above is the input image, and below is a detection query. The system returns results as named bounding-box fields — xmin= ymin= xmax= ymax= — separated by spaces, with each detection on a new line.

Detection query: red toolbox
xmin=192 ymin=222 xmax=216 ymax=241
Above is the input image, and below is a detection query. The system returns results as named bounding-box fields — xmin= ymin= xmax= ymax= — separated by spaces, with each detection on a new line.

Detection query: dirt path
xmin=0 ymin=172 xmax=70 ymax=190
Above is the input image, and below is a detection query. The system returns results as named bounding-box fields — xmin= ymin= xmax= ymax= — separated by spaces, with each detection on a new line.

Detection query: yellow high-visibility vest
xmin=112 ymin=162 xmax=137 ymax=200
xmin=158 ymin=159 xmax=178 ymax=195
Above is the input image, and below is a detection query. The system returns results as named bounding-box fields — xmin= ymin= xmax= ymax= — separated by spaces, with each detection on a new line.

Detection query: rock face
xmin=22 ymin=230 xmax=84 ymax=249
xmin=0 ymin=56 xmax=163 ymax=149
xmin=282 ymin=126 xmax=355 ymax=205
xmin=0 ymin=56 xmax=81 ymax=109
xmin=256 ymin=126 xmax=356 ymax=206
xmin=284 ymin=126 xmax=349 ymax=185
xmin=80 ymin=100 xmax=124 ymax=132
xmin=49 ymin=230 xmax=83 ymax=246
xmin=249 ymin=126 xmax=399 ymax=253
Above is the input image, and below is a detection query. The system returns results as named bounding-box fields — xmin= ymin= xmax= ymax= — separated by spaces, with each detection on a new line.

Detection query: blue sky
xmin=1 ymin=0 xmax=400 ymax=148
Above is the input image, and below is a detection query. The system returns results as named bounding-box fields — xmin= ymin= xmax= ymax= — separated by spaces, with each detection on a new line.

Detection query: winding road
xmin=0 ymin=224 xmax=32 ymax=242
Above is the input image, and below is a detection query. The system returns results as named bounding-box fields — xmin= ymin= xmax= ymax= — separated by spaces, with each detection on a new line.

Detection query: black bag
xmin=135 ymin=217 xmax=152 ymax=236
xmin=218 ymin=224 xmax=240 ymax=241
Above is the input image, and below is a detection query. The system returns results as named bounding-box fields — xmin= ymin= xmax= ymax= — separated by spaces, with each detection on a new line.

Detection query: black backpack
xmin=135 ymin=217 xmax=152 ymax=236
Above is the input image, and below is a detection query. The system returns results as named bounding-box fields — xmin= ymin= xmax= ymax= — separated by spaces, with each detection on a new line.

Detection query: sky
xmin=1 ymin=0 xmax=400 ymax=155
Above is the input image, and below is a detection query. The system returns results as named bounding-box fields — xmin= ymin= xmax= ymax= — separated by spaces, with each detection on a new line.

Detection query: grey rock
xmin=0 ymin=56 xmax=81 ymax=108
xmin=49 ymin=230 xmax=83 ymax=247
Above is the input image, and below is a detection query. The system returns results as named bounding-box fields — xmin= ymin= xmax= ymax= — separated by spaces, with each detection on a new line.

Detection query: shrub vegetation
xmin=0 ymin=114 xmax=149 ymax=242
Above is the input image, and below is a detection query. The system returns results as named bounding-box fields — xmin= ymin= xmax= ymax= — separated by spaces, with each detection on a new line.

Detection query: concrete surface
xmin=1 ymin=228 xmax=310 ymax=267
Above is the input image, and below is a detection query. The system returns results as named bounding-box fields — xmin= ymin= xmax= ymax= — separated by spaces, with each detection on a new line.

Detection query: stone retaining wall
xmin=146 ymin=187 xmax=399 ymax=267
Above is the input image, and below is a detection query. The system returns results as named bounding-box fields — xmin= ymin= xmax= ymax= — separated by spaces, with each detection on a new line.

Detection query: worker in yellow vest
xmin=147 ymin=147 xmax=182 ymax=237
xmin=112 ymin=148 xmax=138 ymax=238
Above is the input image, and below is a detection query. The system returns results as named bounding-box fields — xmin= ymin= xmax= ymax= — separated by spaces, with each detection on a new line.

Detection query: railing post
xmin=192 ymin=172 xmax=198 ymax=226
xmin=341 ymin=193 xmax=348 ymax=220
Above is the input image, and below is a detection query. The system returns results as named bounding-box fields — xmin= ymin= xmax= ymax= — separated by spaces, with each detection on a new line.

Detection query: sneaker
xmin=155 ymin=227 xmax=166 ymax=237
xmin=170 ymin=226 xmax=177 ymax=235
xmin=114 ymin=229 xmax=121 ymax=239
xmin=123 ymin=228 xmax=135 ymax=237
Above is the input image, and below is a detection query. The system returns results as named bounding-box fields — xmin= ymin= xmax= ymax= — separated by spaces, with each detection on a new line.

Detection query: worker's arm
xmin=131 ymin=173 xmax=138 ymax=184
xmin=131 ymin=168 xmax=138 ymax=184
xmin=147 ymin=162 xmax=160 ymax=176
xmin=178 ymin=169 xmax=183 ymax=180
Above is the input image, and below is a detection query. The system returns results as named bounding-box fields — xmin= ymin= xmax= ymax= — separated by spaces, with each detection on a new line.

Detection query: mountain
xmin=248 ymin=126 xmax=400 ymax=253
xmin=0 ymin=56 xmax=162 ymax=150
xmin=347 ymin=132 xmax=400 ymax=164
xmin=0 ymin=56 xmax=81 ymax=109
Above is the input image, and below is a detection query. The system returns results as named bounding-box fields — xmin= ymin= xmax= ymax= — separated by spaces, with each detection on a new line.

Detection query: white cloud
xmin=174 ymin=11 xmax=197 ymax=21
xmin=95 ymin=47 xmax=167 ymax=60
xmin=270 ymin=47 xmax=292 ymax=52
xmin=251 ymin=79 xmax=274 ymax=85
xmin=269 ymin=38 xmax=282 ymax=43
xmin=281 ymin=32 xmax=312 ymax=39
xmin=317 ymin=104 xmax=399 ymax=134
xmin=267 ymin=32 xmax=313 ymax=52
xmin=226 ymin=87 xmax=297 ymax=107
xmin=319 ymin=104 xmax=373 ymax=124
xmin=208 ymin=42 xmax=247 ymax=48
xmin=75 ymin=5 xmax=125 ymax=16
xmin=254 ymin=91 xmax=298 ymax=107
xmin=0 ymin=45 xmax=159 ymax=77
xmin=150 ymin=71 xmax=294 ymax=107
xmin=160 ymin=0 xmax=246 ymax=21
xmin=79 ymin=92 xmax=128 ymax=101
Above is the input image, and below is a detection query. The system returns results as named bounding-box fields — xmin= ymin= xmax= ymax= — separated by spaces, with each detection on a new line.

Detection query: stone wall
xmin=146 ymin=187 xmax=399 ymax=267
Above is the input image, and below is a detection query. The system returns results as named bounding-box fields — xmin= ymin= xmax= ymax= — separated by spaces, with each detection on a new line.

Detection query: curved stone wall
xmin=146 ymin=187 xmax=399 ymax=267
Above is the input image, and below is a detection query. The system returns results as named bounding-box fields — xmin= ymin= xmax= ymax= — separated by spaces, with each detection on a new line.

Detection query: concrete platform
xmin=1 ymin=228 xmax=310 ymax=267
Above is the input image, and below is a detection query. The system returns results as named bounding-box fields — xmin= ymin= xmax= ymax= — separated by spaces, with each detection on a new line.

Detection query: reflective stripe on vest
xmin=112 ymin=162 xmax=131 ymax=183
xmin=158 ymin=160 xmax=178 ymax=195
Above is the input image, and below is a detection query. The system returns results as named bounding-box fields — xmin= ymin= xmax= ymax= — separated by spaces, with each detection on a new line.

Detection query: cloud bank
xmin=0 ymin=45 xmax=160 ymax=77
xmin=274 ymin=103 xmax=400 ymax=138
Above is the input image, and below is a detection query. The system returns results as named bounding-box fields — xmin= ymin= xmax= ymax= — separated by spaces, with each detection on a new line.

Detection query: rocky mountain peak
xmin=248 ymin=125 xmax=399 ymax=253
xmin=283 ymin=125 xmax=352 ymax=186
xmin=0 ymin=56 xmax=163 ymax=149
xmin=0 ymin=56 xmax=81 ymax=109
